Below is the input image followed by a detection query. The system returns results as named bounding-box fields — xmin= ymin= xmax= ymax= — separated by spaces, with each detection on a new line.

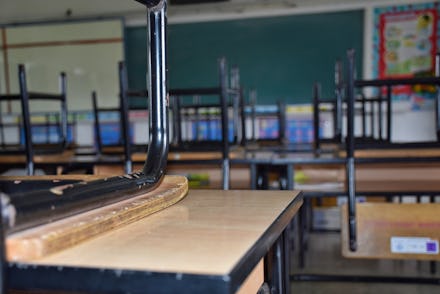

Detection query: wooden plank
xmin=131 ymin=149 xmax=245 ymax=162
xmin=341 ymin=203 xmax=440 ymax=260
xmin=7 ymin=175 xmax=188 ymax=261
xmin=296 ymin=166 xmax=344 ymax=184
xmin=354 ymin=165 xmax=440 ymax=192
xmin=355 ymin=179 xmax=440 ymax=193
xmin=34 ymin=150 xmax=75 ymax=163
xmin=31 ymin=190 xmax=301 ymax=275
xmin=296 ymin=163 xmax=440 ymax=193
xmin=167 ymin=164 xmax=250 ymax=189
xmin=93 ymin=164 xmax=142 ymax=175
xmin=101 ymin=146 xmax=125 ymax=154
xmin=0 ymin=150 xmax=75 ymax=164
xmin=339 ymin=148 xmax=440 ymax=158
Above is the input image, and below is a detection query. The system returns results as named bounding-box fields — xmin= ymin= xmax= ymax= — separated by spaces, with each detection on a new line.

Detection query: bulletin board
xmin=373 ymin=2 xmax=440 ymax=108
xmin=379 ymin=9 xmax=437 ymax=78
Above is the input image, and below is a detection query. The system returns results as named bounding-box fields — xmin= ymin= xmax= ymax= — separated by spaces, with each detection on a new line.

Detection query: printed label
xmin=390 ymin=237 xmax=439 ymax=254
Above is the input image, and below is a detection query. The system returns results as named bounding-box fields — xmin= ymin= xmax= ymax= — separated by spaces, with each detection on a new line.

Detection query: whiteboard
xmin=1 ymin=19 xmax=124 ymax=112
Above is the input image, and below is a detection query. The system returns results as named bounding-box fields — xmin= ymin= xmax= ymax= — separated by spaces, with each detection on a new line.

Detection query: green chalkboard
xmin=125 ymin=9 xmax=364 ymax=105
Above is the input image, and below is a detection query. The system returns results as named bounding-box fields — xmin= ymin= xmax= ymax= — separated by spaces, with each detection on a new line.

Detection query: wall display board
xmin=373 ymin=2 xmax=440 ymax=109
xmin=379 ymin=9 xmax=437 ymax=78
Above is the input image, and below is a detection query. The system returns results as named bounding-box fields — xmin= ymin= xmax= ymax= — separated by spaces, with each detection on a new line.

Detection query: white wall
xmin=1 ymin=20 xmax=124 ymax=112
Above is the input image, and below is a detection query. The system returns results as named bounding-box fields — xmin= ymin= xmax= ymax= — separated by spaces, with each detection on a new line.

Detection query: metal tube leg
xmin=279 ymin=166 xmax=287 ymax=190
xmin=272 ymin=234 xmax=286 ymax=294
xmin=92 ymin=91 xmax=103 ymax=155
xmin=335 ymin=59 xmax=343 ymax=142
xmin=283 ymin=224 xmax=291 ymax=294
xmin=219 ymin=57 xmax=230 ymax=190
xmin=118 ymin=62 xmax=132 ymax=174
xmin=141 ymin=0 xmax=169 ymax=179
xmin=298 ymin=205 xmax=306 ymax=269
xmin=347 ymin=157 xmax=357 ymax=251
xmin=18 ymin=65 xmax=34 ymax=176
xmin=304 ymin=198 xmax=311 ymax=251
xmin=59 ymin=72 xmax=68 ymax=147
xmin=250 ymin=163 xmax=257 ymax=190
xmin=312 ymin=83 xmax=320 ymax=154
xmin=430 ymin=261 xmax=437 ymax=275
xmin=222 ymin=158 xmax=230 ymax=190
xmin=386 ymin=85 xmax=392 ymax=143
xmin=286 ymin=164 xmax=294 ymax=190
xmin=0 ymin=194 xmax=6 ymax=293
xmin=346 ymin=49 xmax=357 ymax=252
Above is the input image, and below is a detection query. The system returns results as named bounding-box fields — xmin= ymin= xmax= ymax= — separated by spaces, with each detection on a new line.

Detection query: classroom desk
xmin=71 ymin=149 xmax=243 ymax=169
xmin=91 ymin=150 xmax=250 ymax=189
xmin=232 ymin=151 xmax=346 ymax=190
xmin=0 ymin=150 xmax=77 ymax=174
xmin=0 ymin=147 xmax=245 ymax=167
xmin=339 ymin=147 xmax=440 ymax=158
xmin=0 ymin=151 xmax=129 ymax=174
xmin=233 ymin=149 xmax=440 ymax=268
xmin=8 ymin=189 xmax=303 ymax=294
xmin=233 ymin=149 xmax=440 ymax=193
xmin=0 ymin=149 xmax=75 ymax=165
xmin=0 ymin=149 xmax=251 ymax=189
xmin=132 ymin=149 xmax=245 ymax=162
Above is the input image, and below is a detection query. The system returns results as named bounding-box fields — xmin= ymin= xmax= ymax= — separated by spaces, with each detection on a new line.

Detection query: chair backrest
xmin=0 ymin=65 xmax=66 ymax=175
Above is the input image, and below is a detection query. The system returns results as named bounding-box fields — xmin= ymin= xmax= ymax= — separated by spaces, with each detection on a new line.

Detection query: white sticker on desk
xmin=391 ymin=237 xmax=439 ymax=254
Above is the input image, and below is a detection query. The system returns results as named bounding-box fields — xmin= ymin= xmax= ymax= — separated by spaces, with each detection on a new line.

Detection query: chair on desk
xmin=313 ymin=60 xmax=344 ymax=155
xmin=0 ymin=3 xmax=189 ymax=291
xmin=243 ymin=97 xmax=288 ymax=149
xmin=339 ymin=49 xmax=440 ymax=282
xmin=343 ymin=47 xmax=440 ymax=241
xmin=91 ymin=61 xmax=133 ymax=174
xmin=313 ymin=59 xmax=386 ymax=150
xmin=313 ymin=58 xmax=393 ymax=154
xmin=295 ymin=49 xmax=440 ymax=283
xmin=167 ymin=57 xmax=244 ymax=189
xmin=349 ymin=55 xmax=440 ymax=151
xmin=314 ymin=52 xmax=440 ymax=157
xmin=92 ymin=58 xmax=246 ymax=189
xmin=169 ymin=58 xmax=242 ymax=151
xmin=0 ymin=64 xmax=68 ymax=175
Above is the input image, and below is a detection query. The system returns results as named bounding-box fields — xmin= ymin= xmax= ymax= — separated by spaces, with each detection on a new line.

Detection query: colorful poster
xmin=373 ymin=3 xmax=440 ymax=109
xmin=379 ymin=9 xmax=437 ymax=78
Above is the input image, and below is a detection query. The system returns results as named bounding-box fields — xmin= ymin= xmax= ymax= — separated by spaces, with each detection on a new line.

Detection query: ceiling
xmin=0 ymin=0 xmax=416 ymax=25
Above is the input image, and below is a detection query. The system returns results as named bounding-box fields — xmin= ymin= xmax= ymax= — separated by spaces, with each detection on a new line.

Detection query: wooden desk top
xmin=34 ymin=189 xmax=301 ymax=274
xmin=0 ymin=150 xmax=75 ymax=164
xmin=12 ymin=189 xmax=302 ymax=293
xmin=132 ymin=149 xmax=245 ymax=162
xmin=339 ymin=148 xmax=440 ymax=158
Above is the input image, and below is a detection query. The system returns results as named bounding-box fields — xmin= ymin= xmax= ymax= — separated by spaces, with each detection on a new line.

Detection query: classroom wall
xmin=0 ymin=19 xmax=124 ymax=112
xmin=1 ymin=0 xmax=438 ymax=145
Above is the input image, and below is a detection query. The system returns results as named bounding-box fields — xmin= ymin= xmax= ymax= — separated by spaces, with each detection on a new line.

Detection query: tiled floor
xmin=290 ymin=232 xmax=440 ymax=293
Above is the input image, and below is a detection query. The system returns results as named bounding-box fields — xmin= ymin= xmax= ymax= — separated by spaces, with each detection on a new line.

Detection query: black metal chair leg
xmin=1 ymin=0 xmax=169 ymax=235
xmin=430 ymin=261 xmax=437 ymax=275
xmin=298 ymin=205 xmax=306 ymax=269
